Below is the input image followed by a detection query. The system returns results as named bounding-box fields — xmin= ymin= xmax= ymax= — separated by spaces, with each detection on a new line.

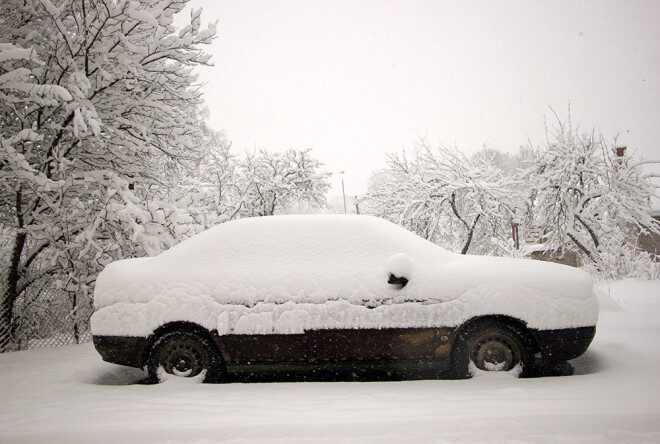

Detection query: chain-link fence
xmin=1 ymin=276 xmax=93 ymax=352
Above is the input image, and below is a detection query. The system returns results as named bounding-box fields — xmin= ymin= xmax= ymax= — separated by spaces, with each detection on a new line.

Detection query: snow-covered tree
xmin=164 ymin=130 xmax=332 ymax=225
xmin=236 ymin=148 xmax=332 ymax=217
xmin=0 ymin=0 xmax=216 ymax=350
xmin=186 ymin=141 xmax=332 ymax=219
xmin=360 ymin=143 xmax=521 ymax=254
xmin=526 ymin=115 xmax=659 ymax=274
xmin=179 ymin=130 xmax=244 ymax=228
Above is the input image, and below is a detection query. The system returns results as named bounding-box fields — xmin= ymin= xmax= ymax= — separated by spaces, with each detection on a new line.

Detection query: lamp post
xmin=340 ymin=171 xmax=347 ymax=213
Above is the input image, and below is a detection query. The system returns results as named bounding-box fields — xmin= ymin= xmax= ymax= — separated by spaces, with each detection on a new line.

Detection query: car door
xmin=307 ymin=327 xmax=437 ymax=362
xmin=221 ymin=334 xmax=307 ymax=364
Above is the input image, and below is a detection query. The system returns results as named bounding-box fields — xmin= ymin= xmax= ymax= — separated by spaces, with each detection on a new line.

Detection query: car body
xmin=91 ymin=215 xmax=598 ymax=381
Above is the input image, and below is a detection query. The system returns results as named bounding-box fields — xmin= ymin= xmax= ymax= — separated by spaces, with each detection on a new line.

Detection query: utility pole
xmin=340 ymin=171 xmax=347 ymax=213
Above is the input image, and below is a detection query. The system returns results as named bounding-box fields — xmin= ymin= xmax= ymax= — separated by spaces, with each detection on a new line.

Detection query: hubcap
xmin=470 ymin=332 xmax=520 ymax=371
xmin=158 ymin=339 xmax=206 ymax=377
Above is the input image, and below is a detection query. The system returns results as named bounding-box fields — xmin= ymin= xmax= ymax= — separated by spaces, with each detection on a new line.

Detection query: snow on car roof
xmin=153 ymin=214 xmax=448 ymax=265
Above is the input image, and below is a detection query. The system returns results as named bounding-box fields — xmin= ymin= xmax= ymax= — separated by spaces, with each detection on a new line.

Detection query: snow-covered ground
xmin=1 ymin=279 xmax=659 ymax=443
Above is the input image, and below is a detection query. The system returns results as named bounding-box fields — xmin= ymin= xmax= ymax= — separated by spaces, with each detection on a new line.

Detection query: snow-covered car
xmin=91 ymin=215 xmax=598 ymax=381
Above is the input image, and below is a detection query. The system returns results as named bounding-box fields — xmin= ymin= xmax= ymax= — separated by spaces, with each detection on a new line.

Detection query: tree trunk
xmin=71 ymin=291 xmax=80 ymax=344
xmin=1 ymin=231 xmax=26 ymax=352
xmin=461 ymin=214 xmax=481 ymax=255
xmin=567 ymin=231 xmax=599 ymax=267
xmin=575 ymin=214 xmax=600 ymax=250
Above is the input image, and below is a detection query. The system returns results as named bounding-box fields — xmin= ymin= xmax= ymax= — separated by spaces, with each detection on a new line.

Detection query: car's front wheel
xmin=451 ymin=320 xmax=534 ymax=378
xmin=147 ymin=330 xmax=224 ymax=382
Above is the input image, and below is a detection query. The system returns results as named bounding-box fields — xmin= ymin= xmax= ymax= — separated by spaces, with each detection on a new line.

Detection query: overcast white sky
xmin=187 ymin=0 xmax=659 ymax=196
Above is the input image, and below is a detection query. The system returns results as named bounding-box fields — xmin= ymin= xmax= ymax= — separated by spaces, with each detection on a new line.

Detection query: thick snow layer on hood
xmin=92 ymin=215 xmax=597 ymax=336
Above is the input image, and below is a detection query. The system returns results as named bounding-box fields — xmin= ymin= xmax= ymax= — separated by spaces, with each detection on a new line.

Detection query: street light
xmin=340 ymin=171 xmax=347 ymax=213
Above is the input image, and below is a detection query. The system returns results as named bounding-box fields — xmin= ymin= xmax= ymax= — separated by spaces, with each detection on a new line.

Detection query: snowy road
xmin=1 ymin=280 xmax=659 ymax=443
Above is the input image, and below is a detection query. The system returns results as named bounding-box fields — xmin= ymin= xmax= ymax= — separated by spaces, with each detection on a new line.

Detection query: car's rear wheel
xmin=451 ymin=320 xmax=534 ymax=378
xmin=148 ymin=330 xmax=223 ymax=382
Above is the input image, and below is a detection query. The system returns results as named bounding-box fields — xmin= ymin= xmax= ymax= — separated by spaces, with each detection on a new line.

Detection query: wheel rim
xmin=469 ymin=331 xmax=521 ymax=372
xmin=158 ymin=339 xmax=207 ymax=377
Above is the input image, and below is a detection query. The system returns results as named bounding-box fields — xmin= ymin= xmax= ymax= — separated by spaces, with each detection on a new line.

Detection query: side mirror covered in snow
xmin=386 ymin=253 xmax=413 ymax=289
xmin=387 ymin=273 xmax=408 ymax=289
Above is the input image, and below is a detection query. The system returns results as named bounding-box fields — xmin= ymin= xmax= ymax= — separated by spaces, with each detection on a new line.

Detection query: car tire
xmin=451 ymin=320 xmax=534 ymax=379
xmin=147 ymin=330 xmax=225 ymax=383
